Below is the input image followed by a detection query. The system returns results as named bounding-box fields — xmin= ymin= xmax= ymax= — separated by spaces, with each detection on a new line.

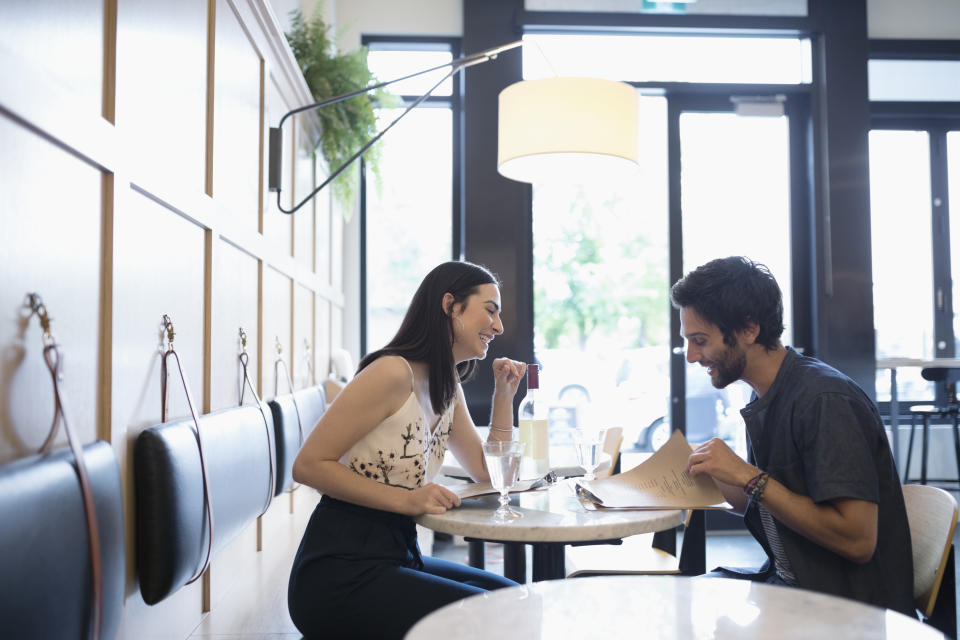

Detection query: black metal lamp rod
xmin=269 ymin=39 xmax=523 ymax=215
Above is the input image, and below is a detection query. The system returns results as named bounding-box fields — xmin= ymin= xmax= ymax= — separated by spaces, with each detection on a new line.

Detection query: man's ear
xmin=441 ymin=292 xmax=456 ymax=316
xmin=740 ymin=320 xmax=761 ymax=345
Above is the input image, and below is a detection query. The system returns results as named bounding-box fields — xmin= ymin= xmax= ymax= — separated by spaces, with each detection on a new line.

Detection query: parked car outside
xmin=534 ymin=347 xmax=746 ymax=453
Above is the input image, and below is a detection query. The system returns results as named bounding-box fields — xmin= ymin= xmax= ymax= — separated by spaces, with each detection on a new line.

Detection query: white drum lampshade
xmin=497 ymin=77 xmax=640 ymax=184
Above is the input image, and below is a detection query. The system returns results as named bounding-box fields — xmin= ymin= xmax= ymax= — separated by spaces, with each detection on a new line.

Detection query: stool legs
xmin=953 ymin=410 xmax=960 ymax=484
xmin=904 ymin=414 xmax=917 ymax=484
xmin=904 ymin=410 xmax=960 ymax=486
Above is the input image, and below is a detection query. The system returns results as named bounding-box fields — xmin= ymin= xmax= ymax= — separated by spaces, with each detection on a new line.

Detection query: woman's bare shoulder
xmin=355 ymin=354 xmax=414 ymax=394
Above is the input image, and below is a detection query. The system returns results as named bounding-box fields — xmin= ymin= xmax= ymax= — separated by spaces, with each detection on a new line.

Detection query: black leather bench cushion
xmin=0 ymin=440 xmax=125 ymax=640
xmin=134 ymin=404 xmax=275 ymax=605
xmin=269 ymin=386 xmax=326 ymax=495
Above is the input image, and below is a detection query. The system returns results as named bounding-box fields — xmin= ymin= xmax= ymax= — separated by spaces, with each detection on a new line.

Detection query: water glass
xmin=574 ymin=428 xmax=608 ymax=481
xmin=482 ymin=440 xmax=525 ymax=521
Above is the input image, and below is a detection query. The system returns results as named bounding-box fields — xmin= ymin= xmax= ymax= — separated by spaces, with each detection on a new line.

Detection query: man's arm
xmin=688 ymin=439 xmax=878 ymax=563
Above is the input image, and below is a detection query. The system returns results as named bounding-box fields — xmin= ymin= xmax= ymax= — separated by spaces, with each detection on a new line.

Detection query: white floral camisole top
xmin=339 ymin=365 xmax=455 ymax=490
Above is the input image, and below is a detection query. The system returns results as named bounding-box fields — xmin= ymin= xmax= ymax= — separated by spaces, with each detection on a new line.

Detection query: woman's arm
xmin=446 ymin=385 xmax=489 ymax=482
xmin=489 ymin=358 xmax=526 ymax=436
xmin=292 ymin=356 xmax=460 ymax=515
xmin=446 ymin=358 xmax=527 ymax=483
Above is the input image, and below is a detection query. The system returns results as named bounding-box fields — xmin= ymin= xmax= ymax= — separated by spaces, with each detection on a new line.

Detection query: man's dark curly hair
xmin=670 ymin=256 xmax=784 ymax=350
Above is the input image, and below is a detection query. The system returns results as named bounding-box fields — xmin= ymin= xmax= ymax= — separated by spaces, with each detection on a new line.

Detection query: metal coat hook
xmin=25 ymin=293 xmax=55 ymax=346
xmin=162 ymin=315 xmax=175 ymax=352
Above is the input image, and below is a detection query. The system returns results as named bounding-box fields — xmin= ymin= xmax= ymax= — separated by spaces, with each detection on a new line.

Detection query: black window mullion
xmin=787 ymin=93 xmax=814 ymax=356
xmin=932 ymin=128 xmax=955 ymax=365
xmin=451 ymin=39 xmax=464 ymax=261
xmin=667 ymin=96 xmax=686 ymax=440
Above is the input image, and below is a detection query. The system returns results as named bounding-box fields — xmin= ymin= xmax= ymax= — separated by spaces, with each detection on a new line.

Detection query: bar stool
xmin=904 ymin=367 xmax=960 ymax=485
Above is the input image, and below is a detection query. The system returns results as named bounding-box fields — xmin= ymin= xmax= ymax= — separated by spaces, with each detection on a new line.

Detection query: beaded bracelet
xmin=743 ymin=471 xmax=770 ymax=505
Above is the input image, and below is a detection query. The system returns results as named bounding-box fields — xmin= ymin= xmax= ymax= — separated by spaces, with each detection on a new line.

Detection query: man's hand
xmin=687 ymin=438 xmax=759 ymax=489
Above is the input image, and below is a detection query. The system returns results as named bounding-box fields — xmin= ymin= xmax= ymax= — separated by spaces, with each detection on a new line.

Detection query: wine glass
xmin=482 ymin=440 xmax=525 ymax=521
xmin=574 ymin=428 xmax=608 ymax=481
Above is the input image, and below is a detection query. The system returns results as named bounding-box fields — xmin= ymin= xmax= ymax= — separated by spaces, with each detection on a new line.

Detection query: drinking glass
xmin=482 ymin=440 xmax=525 ymax=521
xmin=574 ymin=428 xmax=608 ymax=481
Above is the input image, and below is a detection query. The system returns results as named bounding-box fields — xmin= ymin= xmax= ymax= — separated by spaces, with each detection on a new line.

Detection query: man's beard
xmin=708 ymin=343 xmax=746 ymax=389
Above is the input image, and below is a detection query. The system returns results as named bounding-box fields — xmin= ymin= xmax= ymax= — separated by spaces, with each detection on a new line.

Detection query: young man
xmin=672 ymin=256 xmax=913 ymax=615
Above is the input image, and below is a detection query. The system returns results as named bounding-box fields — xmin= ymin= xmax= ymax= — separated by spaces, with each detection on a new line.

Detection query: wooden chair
xmin=600 ymin=427 xmax=623 ymax=478
xmin=902 ymin=484 xmax=958 ymax=634
xmin=565 ymin=509 xmax=693 ymax=578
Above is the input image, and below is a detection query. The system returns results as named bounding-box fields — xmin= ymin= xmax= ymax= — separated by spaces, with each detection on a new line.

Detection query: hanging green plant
xmin=285 ymin=9 xmax=391 ymax=214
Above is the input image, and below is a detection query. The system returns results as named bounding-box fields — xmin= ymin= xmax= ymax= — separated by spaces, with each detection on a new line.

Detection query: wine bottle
xmin=518 ymin=364 xmax=549 ymax=477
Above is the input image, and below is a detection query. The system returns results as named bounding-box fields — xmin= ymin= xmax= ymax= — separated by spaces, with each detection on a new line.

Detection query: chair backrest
xmin=268 ymin=385 xmax=326 ymax=495
xmin=902 ymin=484 xmax=959 ymax=617
xmin=0 ymin=441 xmax=125 ymax=640
xmin=134 ymin=405 xmax=276 ymax=605
xmin=601 ymin=427 xmax=623 ymax=478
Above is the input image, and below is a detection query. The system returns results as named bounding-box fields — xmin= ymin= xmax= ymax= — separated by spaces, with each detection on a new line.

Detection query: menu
xmin=449 ymin=474 xmax=553 ymax=500
xmin=576 ymin=430 xmax=731 ymax=510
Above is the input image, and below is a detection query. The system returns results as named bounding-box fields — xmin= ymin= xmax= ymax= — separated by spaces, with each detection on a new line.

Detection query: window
xmin=362 ymin=39 xmax=461 ymax=354
xmin=869 ymin=43 xmax=960 ymax=402
xmin=869 ymin=130 xmax=935 ymax=400
xmin=523 ymin=33 xmax=811 ymax=84
xmin=524 ymin=0 xmax=807 ymax=17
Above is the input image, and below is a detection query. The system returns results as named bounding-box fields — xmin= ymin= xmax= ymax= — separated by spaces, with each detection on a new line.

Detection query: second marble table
xmin=407 ymin=576 xmax=945 ymax=640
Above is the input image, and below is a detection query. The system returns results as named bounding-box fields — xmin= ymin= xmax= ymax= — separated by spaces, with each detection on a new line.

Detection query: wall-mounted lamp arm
xmin=268 ymin=39 xmax=522 ymax=215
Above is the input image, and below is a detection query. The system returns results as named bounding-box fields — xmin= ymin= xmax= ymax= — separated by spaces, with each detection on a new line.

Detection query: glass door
xmin=531 ymin=91 xmax=807 ymax=459
xmin=669 ymin=94 xmax=804 ymax=458
xmin=868 ymin=121 xmax=960 ymax=406
xmin=869 ymin=129 xmax=935 ymax=402
xmin=531 ymin=95 xmax=671 ymax=452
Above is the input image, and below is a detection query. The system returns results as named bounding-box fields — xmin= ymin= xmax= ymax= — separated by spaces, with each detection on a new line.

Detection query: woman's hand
xmin=404 ymin=483 xmax=462 ymax=515
xmin=492 ymin=358 xmax=527 ymax=397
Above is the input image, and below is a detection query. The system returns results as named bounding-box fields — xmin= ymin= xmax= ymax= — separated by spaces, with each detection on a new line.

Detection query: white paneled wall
xmin=0 ymin=0 xmax=342 ymax=636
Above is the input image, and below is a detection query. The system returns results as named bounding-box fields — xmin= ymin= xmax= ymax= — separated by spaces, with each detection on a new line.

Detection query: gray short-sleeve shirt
xmin=739 ymin=347 xmax=914 ymax=615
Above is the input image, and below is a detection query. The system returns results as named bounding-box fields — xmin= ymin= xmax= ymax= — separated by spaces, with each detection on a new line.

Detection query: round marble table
xmin=416 ymin=480 xmax=684 ymax=582
xmin=406 ymin=576 xmax=946 ymax=640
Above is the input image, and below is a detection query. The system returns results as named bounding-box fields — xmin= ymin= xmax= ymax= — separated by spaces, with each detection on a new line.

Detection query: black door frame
xmin=870 ymin=110 xmax=960 ymax=407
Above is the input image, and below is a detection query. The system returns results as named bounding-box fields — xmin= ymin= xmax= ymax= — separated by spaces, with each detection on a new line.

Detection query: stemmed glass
xmin=574 ymin=428 xmax=608 ymax=481
xmin=482 ymin=440 xmax=525 ymax=521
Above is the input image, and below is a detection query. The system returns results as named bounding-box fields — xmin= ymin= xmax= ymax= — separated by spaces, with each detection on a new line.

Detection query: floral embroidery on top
xmin=342 ymin=392 xmax=454 ymax=490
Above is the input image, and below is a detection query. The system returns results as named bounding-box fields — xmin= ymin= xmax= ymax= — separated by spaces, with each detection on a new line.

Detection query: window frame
xmin=869 ymin=39 xmax=960 ymax=408
xmin=359 ymin=35 xmax=463 ymax=356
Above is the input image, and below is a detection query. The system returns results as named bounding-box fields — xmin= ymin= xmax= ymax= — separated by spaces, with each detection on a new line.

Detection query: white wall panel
xmin=0 ymin=116 xmax=102 ymax=464
xmin=211 ymin=239 xmax=260 ymax=411
xmin=293 ymin=283 xmax=314 ymax=388
xmin=0 ymin=0 xmax=104 ymax=119
xmin=112 ymin=189 xmax=205 ymax=638
xmin=213 ymin=0 xmax=263 ymax=232
xmin=115 ymin=0 xmax=208 ymax=197
xmin=262 ymin=266 xmax=293 ymax=400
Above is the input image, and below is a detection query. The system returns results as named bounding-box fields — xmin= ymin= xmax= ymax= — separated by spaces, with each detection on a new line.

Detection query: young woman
xmin=288 ymin=261 xmax=527 ymax=640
